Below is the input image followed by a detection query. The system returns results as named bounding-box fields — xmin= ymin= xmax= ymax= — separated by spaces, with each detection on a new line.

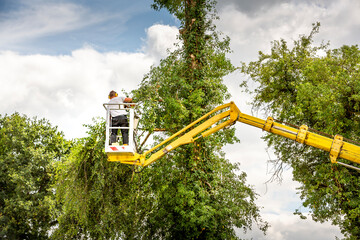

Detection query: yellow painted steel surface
xmin=107 ymin=102 xmax=360 ymax=168
xmin=237 ymin=111 xmax=360 ymax=165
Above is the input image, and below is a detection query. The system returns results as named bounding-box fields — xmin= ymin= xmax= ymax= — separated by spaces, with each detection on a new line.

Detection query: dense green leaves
xmin=241 ymin=23 xmax=360 ymax=239
xmin=132 ymin=0 xmax=268 ymax=239
xmin=139 ymin=142 xmax=267 ymax=239
xmin=0 ymin=113 xmax=69 ymax=239
xmin=53 ymin=119 xmax=153 ymax=239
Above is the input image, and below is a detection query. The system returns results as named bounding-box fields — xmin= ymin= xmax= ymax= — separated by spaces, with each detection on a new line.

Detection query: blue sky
xmin=1 ymin=0 xmax=360 ymax=239
xmin=0 ymin=0 xmax=178 ymax=54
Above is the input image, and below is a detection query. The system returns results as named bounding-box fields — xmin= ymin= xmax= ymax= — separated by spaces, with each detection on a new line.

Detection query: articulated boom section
xmin=109 ymin=102 xmax=241 ymax=167
xmin=105 ymin=102 xmax=360 ymax=170
xmin=236 ymin=111 xmax=360 ymax=170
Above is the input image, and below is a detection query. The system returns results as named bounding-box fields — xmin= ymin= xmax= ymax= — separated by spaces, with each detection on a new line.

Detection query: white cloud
xmin=217 ymin=0 xmax=360 ymax=64
xmin=0 ymin=23 xmax=179 ymax=138
xmin=318 ymin=0 xmax=360 ymax=47
xmin=142 ymin=24 xmax=180 ymax=61
xmin=237 ymin=213 xmax=342 ymax=240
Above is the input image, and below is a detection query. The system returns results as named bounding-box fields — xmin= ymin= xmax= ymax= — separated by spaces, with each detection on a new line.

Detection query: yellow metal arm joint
xmin=330 ymin=135 xmax=344 ymax=163
xmin=263 ymin=117 xmax=274 ymax=132
xmin=139 ymin=155 xmax=145 ymax=165
xmin=296 ymin=125 xmax=308 ymax=144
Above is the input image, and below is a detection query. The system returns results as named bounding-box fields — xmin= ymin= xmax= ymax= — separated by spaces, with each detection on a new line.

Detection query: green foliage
xmin=53 ymin=1 xmax=268 ymax=239
xmin=134 ymin=44 xmax=233 ymax=133
xmin=241 ymin=23 xmax=360 ymax=239
xmin=0 ymin=113 xmax=69 ymax=239
xmin=131 ymin=0 xmax=268 ymax=239
xmin=139 ymin=141 xmax=268 ymax=239
xmin=53 ymin=119 xmax=153 ymax=239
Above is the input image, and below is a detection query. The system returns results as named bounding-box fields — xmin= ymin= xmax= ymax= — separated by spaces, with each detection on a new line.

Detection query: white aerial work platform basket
xmin=103 ymin=102 xmax=139 ymax=162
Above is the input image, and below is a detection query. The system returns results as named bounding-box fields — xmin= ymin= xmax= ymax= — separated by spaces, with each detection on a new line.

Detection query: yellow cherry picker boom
xmin=103 ymin=101 xmax=360 ymax=170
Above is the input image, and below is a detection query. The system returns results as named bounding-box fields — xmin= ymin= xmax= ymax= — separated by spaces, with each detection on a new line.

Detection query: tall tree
xmin=241 ymin=23 xmax=360 ymax=239
xmin=132 ymin=0 xmax=268 ymax=239
xmin=0 ymin=113 xmax=69 ymax=239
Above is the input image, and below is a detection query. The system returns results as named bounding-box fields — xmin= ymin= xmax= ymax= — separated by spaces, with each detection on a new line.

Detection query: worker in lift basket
xmin=108 ymin=90 xmax=132 ymax=145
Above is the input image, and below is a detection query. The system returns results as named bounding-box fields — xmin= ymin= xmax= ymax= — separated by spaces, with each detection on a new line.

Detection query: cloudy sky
xmin=1 ymin=0 xmax=359 ymax=239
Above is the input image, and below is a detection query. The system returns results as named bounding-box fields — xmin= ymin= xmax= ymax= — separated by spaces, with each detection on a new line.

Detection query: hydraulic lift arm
xmin=113 ymin=102 xmax=360 ymax=169
xmin=236 ymin=107 xmax=360 ymax=170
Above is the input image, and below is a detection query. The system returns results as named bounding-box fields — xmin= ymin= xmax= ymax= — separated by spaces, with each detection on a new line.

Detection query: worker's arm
xmin=124 ymin=97 xmax=132 ymax=103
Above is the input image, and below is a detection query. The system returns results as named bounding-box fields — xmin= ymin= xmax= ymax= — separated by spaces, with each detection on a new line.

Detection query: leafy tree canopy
xmin=53 ymin=119 xmax=154 ymax=239
xmin=0 ymin=113 xmax=69 ymax=239
xmin=241 ymin=22 xmax=360 ymax=239
xmin=131 ymin=0 xmax=268 ymax=239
